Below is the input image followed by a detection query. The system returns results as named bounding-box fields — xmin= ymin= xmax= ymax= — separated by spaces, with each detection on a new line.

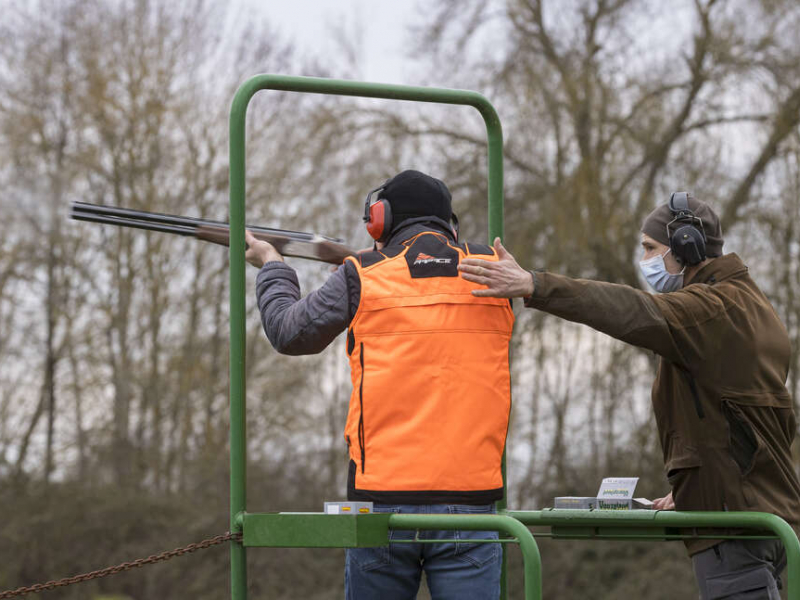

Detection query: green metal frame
xmin=234 ymin=509 xmax=800 ymax=600
xmin=228 ymin=74 xmax=507 ymax=600
xmin=512 ymin=510 xmax=800 ymax=599
xmin=227 ymin=74 xmax=800 ymax=600
xmin=239 ymin=512 xmax=542 ymax=600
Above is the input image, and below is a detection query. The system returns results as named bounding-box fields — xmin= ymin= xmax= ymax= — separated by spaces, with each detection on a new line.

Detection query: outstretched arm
xmin=458 ymin=237 xmax=695 ymax=367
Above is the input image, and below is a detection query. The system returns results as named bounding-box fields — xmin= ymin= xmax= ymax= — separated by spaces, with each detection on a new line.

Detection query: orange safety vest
xmin=343 ymin=231 xmax=515 ymax=504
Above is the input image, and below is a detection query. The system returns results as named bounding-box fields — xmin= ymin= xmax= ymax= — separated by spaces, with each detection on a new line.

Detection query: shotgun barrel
xmin=70 ymin=201 xmax=355 ymax=264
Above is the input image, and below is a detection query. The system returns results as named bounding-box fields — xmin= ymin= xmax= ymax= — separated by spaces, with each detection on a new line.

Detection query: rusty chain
xmin=0 ymin=531 xmax=242 ymax=598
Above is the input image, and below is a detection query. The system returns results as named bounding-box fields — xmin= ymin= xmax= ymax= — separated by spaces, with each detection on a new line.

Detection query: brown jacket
xmin=525 ymin=253 xmax=800 ymax=554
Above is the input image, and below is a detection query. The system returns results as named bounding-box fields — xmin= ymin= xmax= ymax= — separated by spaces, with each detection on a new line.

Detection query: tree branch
xmin=722 ymin=85 xmax=800 ymax=228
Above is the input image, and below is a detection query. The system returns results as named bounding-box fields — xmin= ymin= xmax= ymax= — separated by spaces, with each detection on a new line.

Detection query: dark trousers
xmin=692 ymin=539 xmax=786 ymax=599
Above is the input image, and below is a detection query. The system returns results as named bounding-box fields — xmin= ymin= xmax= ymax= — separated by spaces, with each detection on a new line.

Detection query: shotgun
xmin=70 ymin=201 xmax=356 ymax=264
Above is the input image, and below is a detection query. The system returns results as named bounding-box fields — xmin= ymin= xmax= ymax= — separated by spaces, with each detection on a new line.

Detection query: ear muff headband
xmin=667 ymin=191 xmax=707 ymax=266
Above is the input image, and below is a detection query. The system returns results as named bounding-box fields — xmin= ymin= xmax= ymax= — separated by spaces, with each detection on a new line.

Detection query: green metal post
xmin=229 ymin=81 xmax=250 ymax=600
xmin=389 ymin=514 xmax=540 ymax=600
xmin=229 ymin=74 xmax=506 ymax=600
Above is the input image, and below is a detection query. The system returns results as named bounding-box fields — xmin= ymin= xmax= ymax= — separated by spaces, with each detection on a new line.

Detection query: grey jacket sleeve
xmin=255 ymin=261 xmax=359 ymax=355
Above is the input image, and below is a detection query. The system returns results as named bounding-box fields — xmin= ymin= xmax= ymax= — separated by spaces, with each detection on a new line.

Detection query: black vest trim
xmin=359 ymin=251 xmax=386 ymax=268
xmin=465 ymin=242 xmax=493 ymax=255
xmin=347 ymin=460 xmax=503 ymax=505
xmin=380 ymin=245 xmax=404 ymax=258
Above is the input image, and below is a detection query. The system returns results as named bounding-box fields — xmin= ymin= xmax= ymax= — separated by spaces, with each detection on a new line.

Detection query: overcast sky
xmin=253 ymin=0 xmax=422 ymax=84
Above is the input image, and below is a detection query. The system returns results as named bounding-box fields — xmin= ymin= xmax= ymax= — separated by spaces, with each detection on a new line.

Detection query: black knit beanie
xmin=641 ymin=195 xmax=724 ymax=257
xmin=379 ymin=170 xmax=452 ymax=232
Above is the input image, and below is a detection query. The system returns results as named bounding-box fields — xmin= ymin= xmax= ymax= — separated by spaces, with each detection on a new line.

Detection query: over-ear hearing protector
xmin=363 ymin=180 xmax=393 ymax=242
xmin=667 ymin=192 xmax=707 ymax=266
xmin=363 ymin=178 xmax=460 ymax=243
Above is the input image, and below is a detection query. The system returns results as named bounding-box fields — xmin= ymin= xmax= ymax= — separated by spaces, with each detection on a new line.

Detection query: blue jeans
xmin=345 ymin=503 xmax=501 ymax=600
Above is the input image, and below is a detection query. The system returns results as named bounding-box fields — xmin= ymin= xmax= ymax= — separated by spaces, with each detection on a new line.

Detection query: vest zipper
xmin=358 ymin=342 xmax=366 ymax=473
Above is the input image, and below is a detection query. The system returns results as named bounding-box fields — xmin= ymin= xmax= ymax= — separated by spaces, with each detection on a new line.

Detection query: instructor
xmin=459 ymin=192 xmax=800 ymax=600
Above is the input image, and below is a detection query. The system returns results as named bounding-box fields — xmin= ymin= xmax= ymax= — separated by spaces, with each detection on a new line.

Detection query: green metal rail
xmin=234 ymin=508 xmax=800 ymax=599
xmin=238 ymin=512 xmax=542 ymax=600
xmin=510 ymin=510 xmax=800 ymax=599
xmin=228 ymin=74 xmax=508 ymax=600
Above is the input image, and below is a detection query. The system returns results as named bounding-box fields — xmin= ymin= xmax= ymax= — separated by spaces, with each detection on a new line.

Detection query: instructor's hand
xmin=245 ymin=230 xmax=284 ymax=268
xmin=652 ymin=491 xmax=675 ymax=510
xmin=458 ymin=237 xmax=534 ymax=298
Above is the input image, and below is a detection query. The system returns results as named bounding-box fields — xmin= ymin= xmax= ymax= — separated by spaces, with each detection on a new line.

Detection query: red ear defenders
xmin=363 ymin=178 xmax=460 ymax=243
xmin=667 ymin=191 xmax=707 ymax=266
xmin=363 ymin=181 xmax=393 ymax=242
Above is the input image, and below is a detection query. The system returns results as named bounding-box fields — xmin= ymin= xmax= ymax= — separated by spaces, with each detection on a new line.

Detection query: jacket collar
xmin=685 ymin=253 xmax=748 ymax=286
xmin=384 ymin=218 xmax=455 ymax=247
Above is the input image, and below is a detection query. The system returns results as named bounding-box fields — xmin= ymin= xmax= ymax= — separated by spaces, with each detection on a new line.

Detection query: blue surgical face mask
xmin=639 ymin=249 xmax=684 ymax=293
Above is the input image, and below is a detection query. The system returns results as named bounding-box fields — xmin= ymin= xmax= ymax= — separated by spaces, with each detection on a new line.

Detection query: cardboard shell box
xmin=554 ymin=477 xmax=654 ymax=510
